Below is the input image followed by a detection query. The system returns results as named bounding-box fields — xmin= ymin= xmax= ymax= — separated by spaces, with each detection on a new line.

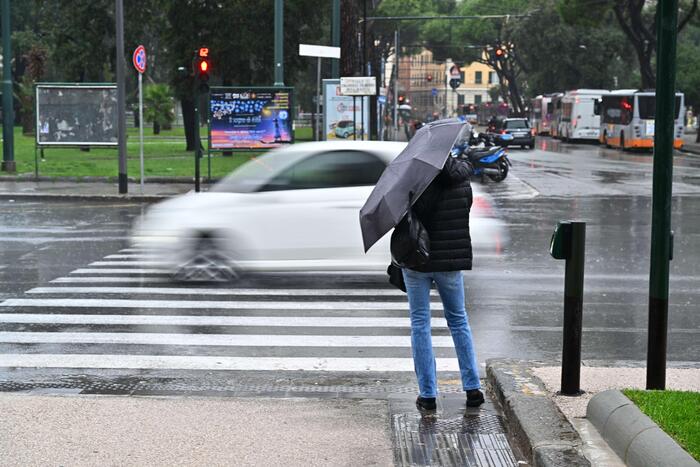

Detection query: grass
xmin=623 ymin=389 xmax=700 ymax=461
xmin=3 ymin=125 xmax=314 ymax=179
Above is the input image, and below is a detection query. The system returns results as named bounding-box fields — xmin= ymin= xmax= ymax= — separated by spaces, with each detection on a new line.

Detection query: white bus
xmin=530 ymin=95 xmax=553 ymax=135
xmin=559 ymin=89 xmax=609 ymax=141
xmin=599 ymin=90 xmax=685 ymax=150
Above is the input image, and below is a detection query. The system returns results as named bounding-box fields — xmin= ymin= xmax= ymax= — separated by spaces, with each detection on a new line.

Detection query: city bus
xmin=599 ymin=90 xmax=685 ymax=150
xmin=559 ymin=89 xmax=609 ymax=142
xmin=549 ymin=93 xmax=564 ymax=138
xmin=530 ymin=94 xmax=552 ymax=135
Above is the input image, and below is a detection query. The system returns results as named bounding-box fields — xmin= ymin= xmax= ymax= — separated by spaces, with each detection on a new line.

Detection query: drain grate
xmin=394 ymin=413 xmax=518 ymax=467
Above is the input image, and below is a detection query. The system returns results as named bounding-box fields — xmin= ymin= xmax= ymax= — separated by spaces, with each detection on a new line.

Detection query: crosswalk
xmin=0 ymin=247 xmax=462 ymax=373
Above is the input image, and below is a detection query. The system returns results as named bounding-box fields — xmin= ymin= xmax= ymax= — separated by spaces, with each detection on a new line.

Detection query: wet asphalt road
xmin=0 ymin=138 xmax=698 ymax=390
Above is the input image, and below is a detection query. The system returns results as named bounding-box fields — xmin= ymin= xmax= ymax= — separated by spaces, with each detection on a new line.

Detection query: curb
xmin=587 ymin=390 xmax=698 ymax=467
xmin=0 ymin=175 xmax=219 ymax=183
xmin=486 ymin=359 xmax=590 ymax=467
xmin=0 ymin=192 xmax=170 ymax=202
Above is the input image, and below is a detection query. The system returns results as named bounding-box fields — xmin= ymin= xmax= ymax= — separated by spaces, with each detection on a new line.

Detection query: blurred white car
xmin=131 ymin=141 xmax=508 ymax=280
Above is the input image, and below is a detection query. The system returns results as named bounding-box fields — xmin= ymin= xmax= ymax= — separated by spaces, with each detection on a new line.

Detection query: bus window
xmin=593 ymin=99 xmax=601 ymax=116
xmin=637 ymin=95 xmax=682 ymax=120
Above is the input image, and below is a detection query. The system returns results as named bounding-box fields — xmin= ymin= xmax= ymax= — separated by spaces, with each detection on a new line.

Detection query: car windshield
xmin=210 ymin=149 xmax=308 ymax=193
xmin=337 ymin=121 xmax=351 ymax=128
xmin=505 ymin=120 xmax=529 ymax=129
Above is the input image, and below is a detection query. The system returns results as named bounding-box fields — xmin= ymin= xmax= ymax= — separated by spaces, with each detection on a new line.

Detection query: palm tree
xmin=144 ymin=84 xmax=175 ymax=134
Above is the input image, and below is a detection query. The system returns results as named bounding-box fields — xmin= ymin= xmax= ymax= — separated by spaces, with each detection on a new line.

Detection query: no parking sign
xmin=132 ymin=45 xmax=147 ymax=74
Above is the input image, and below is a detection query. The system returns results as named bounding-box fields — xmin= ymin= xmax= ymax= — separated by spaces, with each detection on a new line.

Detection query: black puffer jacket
xmin=410 ymin=156 xmax=473 ymax=272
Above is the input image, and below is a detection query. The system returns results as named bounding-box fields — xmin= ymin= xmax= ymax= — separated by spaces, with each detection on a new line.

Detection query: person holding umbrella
xmin=360 ymin=119 xmax=484 ymax=413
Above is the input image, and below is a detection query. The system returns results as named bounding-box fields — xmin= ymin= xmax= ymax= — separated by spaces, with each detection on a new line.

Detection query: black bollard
xmin=550 ymin=221 xmax=586 ymax=396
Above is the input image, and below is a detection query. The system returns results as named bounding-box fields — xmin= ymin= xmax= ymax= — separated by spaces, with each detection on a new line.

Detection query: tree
xmin=144 ymin=84 xmax=175 ymax=134
xmin=559 ymin=0 xmax=698 ymax=89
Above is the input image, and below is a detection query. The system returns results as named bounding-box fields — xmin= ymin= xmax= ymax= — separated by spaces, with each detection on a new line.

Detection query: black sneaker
xmin=466 ymin=389 xmax=485 ymax=407
xmin=416 ymin=396 xmax=437 ymax=412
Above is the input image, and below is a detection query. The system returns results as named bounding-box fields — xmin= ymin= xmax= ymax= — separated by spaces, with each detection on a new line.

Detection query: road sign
xmin=132 ymin=45 xmax=146 ymax=74
xmin=378 ymin=95 xmax=386 ymax=104
xmin=299 ymin=44 xmax=341 ymax=59
xmin=432 ymin=88 xmax=438 ymax=97
xmin=340 ymin=76 xmax=377 ymax=96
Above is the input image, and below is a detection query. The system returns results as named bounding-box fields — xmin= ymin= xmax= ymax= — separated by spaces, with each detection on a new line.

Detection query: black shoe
xmin=416 ymin=396 xmax=437 ymax=412
xmin=466 ymin=389 xmax=485 ymax=407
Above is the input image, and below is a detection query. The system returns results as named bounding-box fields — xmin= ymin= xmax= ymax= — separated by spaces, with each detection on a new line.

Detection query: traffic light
xmin=398 ymin=94 xmax=406 ymax=105
xmin=194 ymin=47 xmax=211 ymax=85
xmin=426 ymin=74 xmax=433 ymax=82
xmin=492 ymin=45 xmax=507 ymax=61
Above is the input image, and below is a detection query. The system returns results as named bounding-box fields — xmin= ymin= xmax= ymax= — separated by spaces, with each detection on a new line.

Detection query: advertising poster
xmin=323 ymin=79 xmax=369 ymax=140
xmin=209 ymin=87 xmax=293 ymax=149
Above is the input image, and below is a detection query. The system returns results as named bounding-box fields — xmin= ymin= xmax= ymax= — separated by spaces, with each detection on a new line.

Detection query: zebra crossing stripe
xmin=27 ymin=286 xmax=432 ymax=297
xmin=0 ymin=313 xmax=447 ymax=328
xmin=51 ymin=277 xmax=171 ymax=284
xmin=69 ymin=269 xmax=171 ymax=275
xmin=0 ymin=332 xmax=454 ymax=347
xmin=90 ymin=261 xmax=170 ymax=266
xmin=0 ymin=298 xmax=431 ymax=311
xmin=104 ymin=254 xmax=161 ymax=259
xmin=0 ymin=354 xmax=460 ymax=371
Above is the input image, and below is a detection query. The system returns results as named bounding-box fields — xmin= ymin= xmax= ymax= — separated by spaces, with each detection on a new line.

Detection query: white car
xmin=131 ymin=141 xmax=508 ymax=280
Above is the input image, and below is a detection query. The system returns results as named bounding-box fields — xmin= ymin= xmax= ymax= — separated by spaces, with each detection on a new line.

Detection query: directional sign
xmin=340 ymin=76 xmax=377 ymax=96
xmin=432 ymin=88 xmax=438 ymax=97
xmin=132 ymin=45 xmax=147 ymax=74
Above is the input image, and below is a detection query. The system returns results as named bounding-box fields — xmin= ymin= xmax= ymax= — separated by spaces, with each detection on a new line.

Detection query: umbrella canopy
xmin=359 ymin=118 xmax=469 ymax=252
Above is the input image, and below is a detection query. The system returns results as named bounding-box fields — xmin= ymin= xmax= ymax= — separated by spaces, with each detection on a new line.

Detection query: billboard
xmin=209 ymin=87 xmax=294 ymax=149
xmin=323 ymin=79 xmax=369 ymax=140
xmin=35 ymin=84 xmax=118 ymax=146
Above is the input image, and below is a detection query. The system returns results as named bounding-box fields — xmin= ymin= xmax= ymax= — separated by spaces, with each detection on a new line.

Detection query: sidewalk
xmin=0 ymin=394 xmax=394 ymax=467
xmin=682 ymin=133 xmax=700 ymax=155
xmin=0 ymin=179 xmax=194 ymax=201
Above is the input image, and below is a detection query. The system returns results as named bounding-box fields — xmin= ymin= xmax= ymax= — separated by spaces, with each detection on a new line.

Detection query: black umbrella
xmin=359 ymin=118 xmax=469 ymax=252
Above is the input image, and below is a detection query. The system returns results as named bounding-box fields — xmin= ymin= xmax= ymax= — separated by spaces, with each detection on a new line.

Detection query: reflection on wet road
xmin=0 ymin=139 xmax=698 ymax=386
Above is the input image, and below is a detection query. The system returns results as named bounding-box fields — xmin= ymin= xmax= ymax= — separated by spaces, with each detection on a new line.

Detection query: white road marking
xmin=0 ymin=332 xmax=454 ymax=347
xmin=27 ymin=286 xmax=432 ymax=297
xmin=0 ymin=298 xmax=427 ymax=311
xmin=90 ymin=261 xmax=170 ymax=266
xmin=51 ymin=277 xmax=171 ymax=284
xmin=69 ymin=269 xmax=170 ymax=275
xmin=0 ymin=313 xmax=445 ymax=328
xmin=0 ymin=354 xmax=460 ymax=371
xmin=104 ymin=254 xmax=161 ymax=259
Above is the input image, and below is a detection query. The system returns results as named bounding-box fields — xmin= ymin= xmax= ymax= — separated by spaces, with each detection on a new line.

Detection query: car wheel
xmin=173 ymin=233 xmax=238 ymax=282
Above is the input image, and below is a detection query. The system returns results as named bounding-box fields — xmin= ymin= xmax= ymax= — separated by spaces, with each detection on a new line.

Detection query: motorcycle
xmin=451 ymin=131 xmax=511 ymax=182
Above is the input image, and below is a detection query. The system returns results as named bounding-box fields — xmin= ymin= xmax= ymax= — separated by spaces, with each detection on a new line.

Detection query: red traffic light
xmin=199 ymin=60 xmax=209 ymax=72
xmin=426 ymin=74 xmax=433 ymax=82
xmin=495 ymin=48 xmax=504 ymax=57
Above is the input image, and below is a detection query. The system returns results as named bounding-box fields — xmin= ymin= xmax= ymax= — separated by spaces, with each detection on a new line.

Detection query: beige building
xmin=385 ymin=48 xmax=500 ymax=119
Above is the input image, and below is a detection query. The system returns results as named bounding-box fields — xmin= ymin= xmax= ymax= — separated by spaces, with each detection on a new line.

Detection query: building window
xmin=475 ymin=94 xmax=482 ymax=104
xmin=489 ymin=71 xmax=497 ymax=84
xmin=458 ymin=94 xmax=465 ymax=106
xmin=475 ymin=71 xmax=482 ymax=84
xmin=460 ymin=71 xmax=465 ymax=83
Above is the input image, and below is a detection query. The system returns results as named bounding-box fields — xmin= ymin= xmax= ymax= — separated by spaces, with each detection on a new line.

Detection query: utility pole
xmin=331 ymin=0 xmax=340 ymax=78
xmin=274 ymin=0 xmax=284 ymax=86
xmin=116 ymin=0 xmax=127 ymax=193
xmin=647 ymin=0 xmax=679 ymax=390
xmin=1 ymin=0 xmax=15 ymax=172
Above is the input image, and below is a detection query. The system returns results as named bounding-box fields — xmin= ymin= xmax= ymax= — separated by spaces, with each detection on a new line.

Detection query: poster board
xmin=322 ymin=79 xmax=369 ymax=140
xmin=35 ymin=84 xmax=118 ymax=146
xmin=209 ymin=87 xmax=294 ymax=150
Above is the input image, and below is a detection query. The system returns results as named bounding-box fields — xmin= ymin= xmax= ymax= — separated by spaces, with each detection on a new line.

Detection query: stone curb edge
xmin=0 ymin=192 xmax=169 ymax=202
xmin=486 ymin=359 xmax=590 ymax=467
xmin=587 ymin=389 xmax=698 ymax=467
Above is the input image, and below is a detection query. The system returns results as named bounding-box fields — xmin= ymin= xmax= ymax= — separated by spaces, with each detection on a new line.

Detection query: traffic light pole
xmin=193 ymin=80 xmax=201 ymax=193
xmin=647 ymin=0 xmax=678 ymax=390
xmin=274 ymin=0 xmax=284 ymax=86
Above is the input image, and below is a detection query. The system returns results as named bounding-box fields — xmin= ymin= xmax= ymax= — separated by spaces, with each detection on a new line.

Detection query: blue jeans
xmin=402 ymin=268 xmax=481 ymax=398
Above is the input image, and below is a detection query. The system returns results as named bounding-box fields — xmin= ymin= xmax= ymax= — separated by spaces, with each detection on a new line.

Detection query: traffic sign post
xmin=132 ymin=45 xmax=147 ymax=193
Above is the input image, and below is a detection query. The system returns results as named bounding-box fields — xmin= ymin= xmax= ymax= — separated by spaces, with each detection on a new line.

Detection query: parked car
xmin=334 ymin=120 xmax=355 ymax=138
xmin=131 ymin=141 xmax=509 ymax=281
xmin=489 ymin=118 xmax=535 ymax=149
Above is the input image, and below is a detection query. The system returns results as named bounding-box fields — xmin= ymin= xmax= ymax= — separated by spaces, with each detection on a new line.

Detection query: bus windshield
xmin=637 ymin=96 xmax=682 ymax=120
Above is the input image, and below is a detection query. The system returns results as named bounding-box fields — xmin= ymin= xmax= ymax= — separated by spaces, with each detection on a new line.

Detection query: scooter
xmin=451 ymin=132 xmax=511 ymax=182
